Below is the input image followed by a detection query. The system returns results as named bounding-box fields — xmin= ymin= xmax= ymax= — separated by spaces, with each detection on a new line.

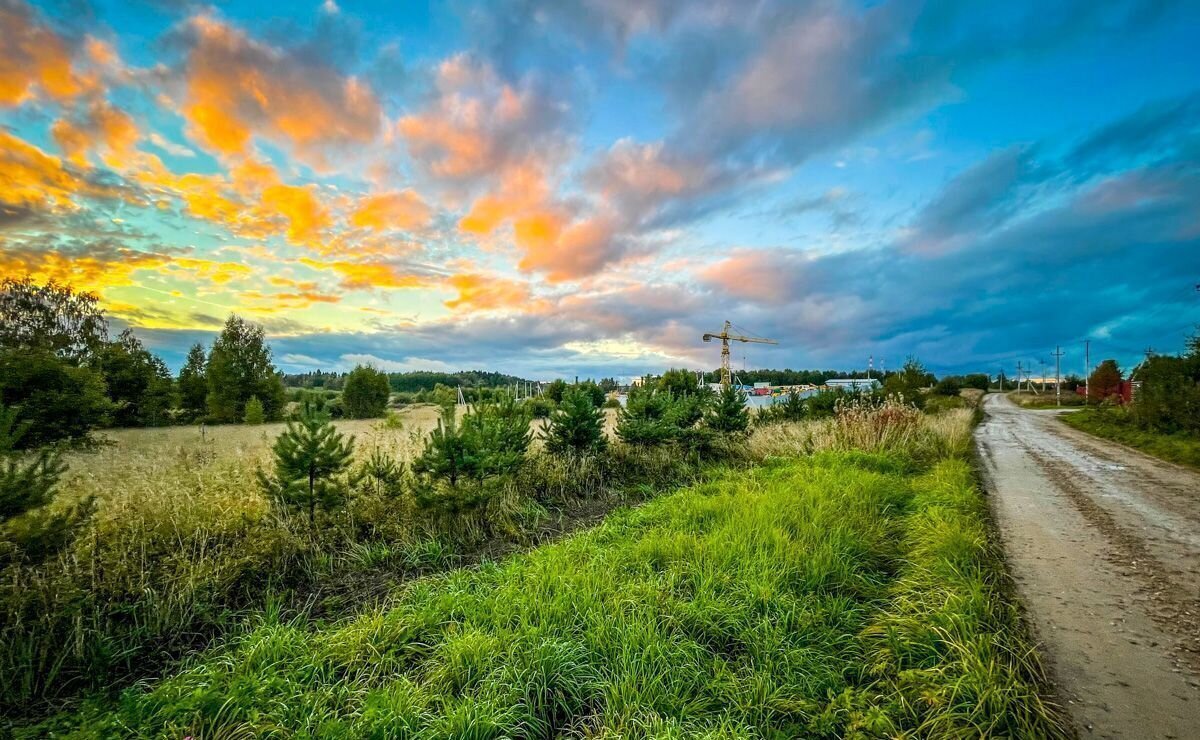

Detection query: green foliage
xmin=543 ymin=378 xmax=569 ymax=403
xmin=707 ymin=384 xmax=749 ymax=434
xmin=656 ymin=367 xmax=702 ymax=397
xmin=0 ymin=404 xmax=89 ymax=566
xmin=242 ymin=396 xmax=265 ymax=425
xmin=1064 ymin=407 xmax=1200 ymax=470
xmin=883 ymin=357 xmax=931 ymax=409
xmin=0 ymin=277 xmax=108 ymax=363
xmin=615 ymin=386 xmax=677 ymax=446
xmin=934 ymin=376 xmax=962 ymax=396
xmin=54 ymin=453 xmax=1066 ymax=739
xmin=525 ymin=397 xmax=555 ymax=419
xmin=177 ymin=343 xmax=209 ymax=422
xmin=0 ymin=347 xmax=112 ymax=448
xmin=0 ymin=405 xmax=67 ymax=522
xmin=542 ymin=386 xmax=607 ymax=456
xmin=412 ymin=396 xmax=532 ymax=512
xmin=342 ymin=365 xmax=392 ymax=419
xmin=97 ymin=329 xmax=175 ymax=427
xmin=1087 ymin=359 xmax=1123 ymax=403
xmin=257 ymin=401 xmax=356 ymax=528
xmin=206 ymin=316 xmax=286 ymax=423
xmin=1129 ymin=352 xmax=1200 ymax=434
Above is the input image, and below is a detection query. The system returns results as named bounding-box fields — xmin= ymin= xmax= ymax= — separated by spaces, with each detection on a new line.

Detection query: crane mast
xmin=702 ymin=320 xmax=778 ymax=387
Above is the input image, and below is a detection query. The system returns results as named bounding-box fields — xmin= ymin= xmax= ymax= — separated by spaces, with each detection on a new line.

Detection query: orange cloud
xmin=518 ymin=214 xmax=620 ymax=282
xmin=51 ymin=101 xmax=139 ymax=166
xmin=0 ymin=130 xmax=124 ymax=217
xmin=0 ymin=2 xmax=98 ymax=107
xmin=0 ymin=244 xmax=171 ymax=294
xmin=350 ymin=189 xmax=432 ymax=232
xmin=299 ymin=258 xmax=429 ymax=290
xmin=443 ymin=272 xmax=542 ymax=313
xmin=181 ymin=15 xmax=382 ymax=166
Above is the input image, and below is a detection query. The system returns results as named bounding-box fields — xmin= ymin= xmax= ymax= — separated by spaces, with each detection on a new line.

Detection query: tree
xmin=257 ymin=401 xmax=355 ymax=530
xmin=0 ymin=348 xmax=112 ymax=448
xmin=0 ymin=277 xmax=108 ymax=363
xmin=243 ymin=396 xmax=265 ymax=424
xmin=97 ymin=329 xmax=175 ymax=427
xmin=342 ymin=365 xmax=391 ymax=419
xmin=598 ymin=377 xmax=619 ymax=393
xmin=543 ymin=379 xmax=569 ymax=404
xmin=543 ymin=385 xmax=607 ymax=456
xmin=1087 ymin=359 xmax=1123 ymax=404
xmin=657 ymin=368 xmax=702 ymax=398
xmin=708 ymin=384 xmax=750 ymax=434
xmin=413 ymin=395 xmax=532 ymax=511
xmin=615 ymin=387 xmax=676 ymax=446
xmin=0 ymin=403 xmax=90 ymax=564
xmin=576 ymin=380 xmax=607 ymax=408
xmin=178 ymin=343 xmax=209 ymax=422
xmin=934 ymin=376 xmax=962 ymax=396
xmin=883 ymin=357 xmax=930 ymax=409
xmin=206 ymin=316 xmax=286 ymax=423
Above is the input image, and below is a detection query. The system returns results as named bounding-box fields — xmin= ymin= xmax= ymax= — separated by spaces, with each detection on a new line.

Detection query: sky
xmin=3 ymin=0 xmax=1200 ymax=381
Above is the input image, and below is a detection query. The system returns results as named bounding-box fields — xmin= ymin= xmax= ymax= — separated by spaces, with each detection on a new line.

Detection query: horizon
xmin=4 ymin=0 xmax=1200 ymax=380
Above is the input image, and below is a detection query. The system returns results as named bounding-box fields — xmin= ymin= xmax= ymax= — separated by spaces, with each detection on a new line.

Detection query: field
xmin=6 ymin=403 xmax=1066 ymax=736
xmin=1061 ymin=407 xmax=1200 ymax=470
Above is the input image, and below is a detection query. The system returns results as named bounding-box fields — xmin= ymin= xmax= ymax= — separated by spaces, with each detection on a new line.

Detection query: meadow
xmin=2 ymin=397 xmax=1069 ymax=737
xmin=1062 ymin=407 xmax=1200 ymax=470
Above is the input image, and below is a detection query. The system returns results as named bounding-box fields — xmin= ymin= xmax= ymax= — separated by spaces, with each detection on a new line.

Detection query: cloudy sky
xmin=3 ymin=0 xmax=1199 ymax=379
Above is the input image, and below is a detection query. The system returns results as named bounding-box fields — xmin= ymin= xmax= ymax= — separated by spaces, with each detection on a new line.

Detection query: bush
xmin=525 ymin=397 xmax=555 ymax=419
xmin=615 ymin=387 xmax=677 ymax=446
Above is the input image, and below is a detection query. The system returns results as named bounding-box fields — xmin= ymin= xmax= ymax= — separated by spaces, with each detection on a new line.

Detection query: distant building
xmin=825 ymin=378 xmax=882 ymax=393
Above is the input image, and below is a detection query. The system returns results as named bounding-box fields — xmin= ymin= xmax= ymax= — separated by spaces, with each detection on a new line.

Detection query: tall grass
xmin=42 ymin=449 xmax=1065 ymax=737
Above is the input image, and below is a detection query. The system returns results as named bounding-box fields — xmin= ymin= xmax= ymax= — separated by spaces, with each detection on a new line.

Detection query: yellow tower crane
xmin=703 ymin=321 xmax=778 ymax=387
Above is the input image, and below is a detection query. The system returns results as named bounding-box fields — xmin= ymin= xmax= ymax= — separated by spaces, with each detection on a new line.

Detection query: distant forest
xmin=283 ymin=369 xmax=538 ymax=393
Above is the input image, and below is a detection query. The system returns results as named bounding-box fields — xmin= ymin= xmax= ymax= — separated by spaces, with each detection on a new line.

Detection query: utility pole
xmin=1052 ymin=346 xmax=1064 ymax=408
xmin=1084 ymin=339 xmax=1090 ymax=402
xmin=1037 ymin=358 xmax=1047 ymax=391
xmin=868 ymin=354 xmax=873 ymax=380
xmin=1016 ymin=361 xmax=1023 ymax=393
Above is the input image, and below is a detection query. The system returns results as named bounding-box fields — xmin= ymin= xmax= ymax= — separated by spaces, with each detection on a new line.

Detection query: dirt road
xmin=976 ymin=394 xmax=1200 ymax=738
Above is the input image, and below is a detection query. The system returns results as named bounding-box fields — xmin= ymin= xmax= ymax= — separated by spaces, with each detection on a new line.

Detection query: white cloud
xmin=338 ymin=353 xmax=455 ymax=372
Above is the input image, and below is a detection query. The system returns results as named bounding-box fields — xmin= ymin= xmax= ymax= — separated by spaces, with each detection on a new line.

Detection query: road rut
xmin=976 ymin=394 xmax=1200 ymax=738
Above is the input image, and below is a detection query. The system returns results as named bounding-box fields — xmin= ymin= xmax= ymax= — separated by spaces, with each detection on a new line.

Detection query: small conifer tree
xmin=243 ymin=395 xmax=265 ymax=425
xmin=0 ymin=404 xmax=67 ymax=521
xmin=258 ymin=401 xmax=355 ymax=530
xmin=615 ymin=387 xmax=675 ymax=446
xmin=708 ymin=384 xmax=750 ymax=434
xmin=542 ymin=385 xmax=607 ymax=456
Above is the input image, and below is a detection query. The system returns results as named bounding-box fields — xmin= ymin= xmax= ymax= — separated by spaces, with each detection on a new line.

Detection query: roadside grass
xmin=1008 ymin=391 xmax=1086 ymax=409
xmin=32 ymin=407 xmax=1066 ymax=738
xmin=1061 ymin=407 xmax=1200 ymax=470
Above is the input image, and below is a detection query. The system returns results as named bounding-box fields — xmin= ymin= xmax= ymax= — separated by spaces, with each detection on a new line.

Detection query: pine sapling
xmin=258 ymin=400 xmax=355 ymax=531
xmin=542 ymin=385 xmax=607 ymax=456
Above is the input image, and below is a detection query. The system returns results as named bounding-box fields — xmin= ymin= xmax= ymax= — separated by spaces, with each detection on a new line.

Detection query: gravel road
xmin=976 ymin=393 xmax=1200 ymax=738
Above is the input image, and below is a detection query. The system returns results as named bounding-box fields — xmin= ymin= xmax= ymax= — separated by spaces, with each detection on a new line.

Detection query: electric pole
xmin=1037 ymin=358 xmax=1047 ymax=392
xmin=1016 ymin=361 xmax=1023 ymax=393
xmin=1084 ymin=339 xmax=1090 ymax=402
xmin=1052 ymin=346 xmax=1064 ymax=408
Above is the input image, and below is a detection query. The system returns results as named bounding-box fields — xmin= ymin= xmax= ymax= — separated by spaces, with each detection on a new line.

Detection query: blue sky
xmin=2 ymin=0 xmax=1199 ymax=380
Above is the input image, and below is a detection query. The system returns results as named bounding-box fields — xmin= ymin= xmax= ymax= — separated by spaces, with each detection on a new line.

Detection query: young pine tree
xmin=257 ymin=401 xmax=355 ymax=530
xmin=708 ymin=384 xmax=750 ymax=434
xmin=242 ymin=395 xmax=265 ymax=424
xmin=0 ymin=403 xmax=92 ymax=564
xmin=542 ymin=385 xmax=607 ymax=456
xmin=615 ymin=386 xmax=676 ymax=446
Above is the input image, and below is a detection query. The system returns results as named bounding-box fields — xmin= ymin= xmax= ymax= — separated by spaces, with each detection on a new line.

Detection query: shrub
xmin=615 ymin=387 xmax=676 ymax=446
xmin=525 ymin=397 xmax=555 ymax=419
xmin=542 ymin=386 xmax=607 ymax=456
xmin=1087 ymin=359 xmax=1123 ymax=404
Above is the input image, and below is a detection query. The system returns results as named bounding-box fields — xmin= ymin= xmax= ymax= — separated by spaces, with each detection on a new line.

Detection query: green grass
xmin=40 ymin=451 xmax=1065 ymax=738
xmin=1062 ymin=408 xmax=1200 ymax=470
xmin=1007 ymin=391 xmax=1085 ymax=409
